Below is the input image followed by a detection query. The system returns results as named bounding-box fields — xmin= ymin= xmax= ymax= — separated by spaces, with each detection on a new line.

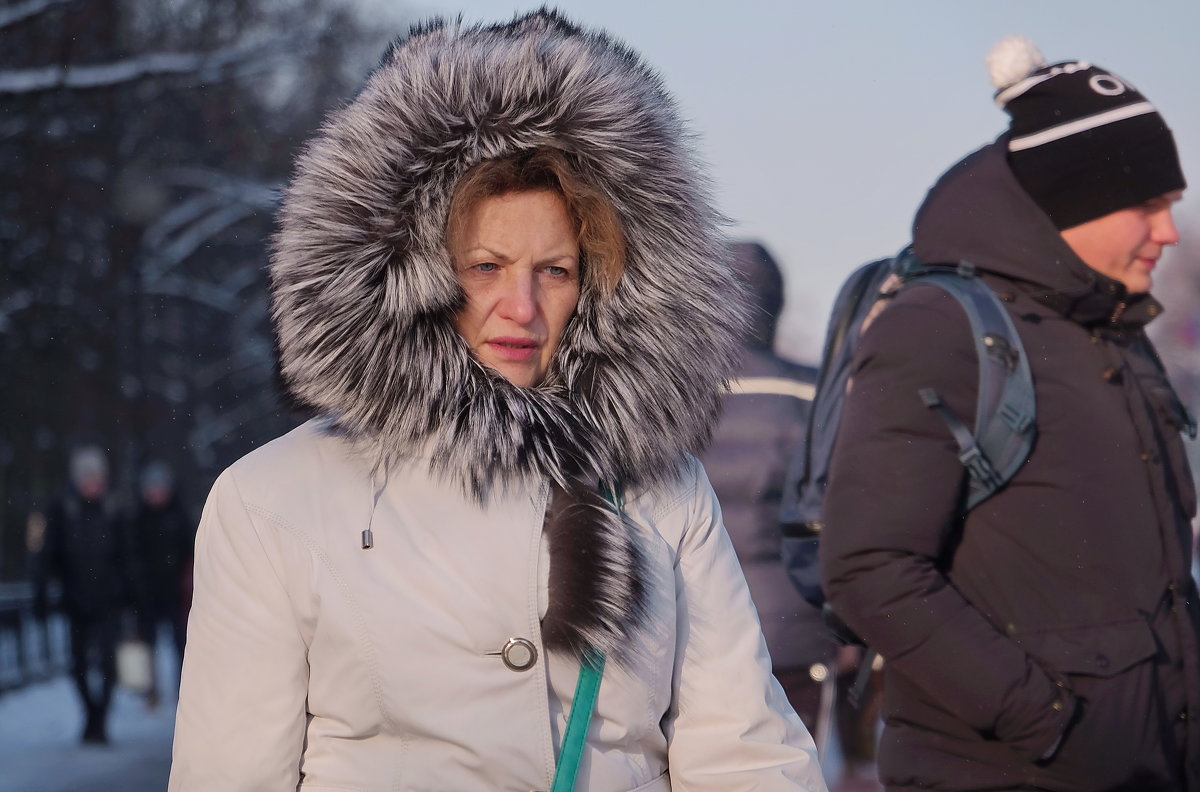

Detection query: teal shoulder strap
xmin=549 ymin=651 xmax=606 ymax=792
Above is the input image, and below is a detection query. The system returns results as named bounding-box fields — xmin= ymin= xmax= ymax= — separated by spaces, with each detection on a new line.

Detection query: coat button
xmin=1051 ymin=700 xmax=1064 ymax=712
xmin=500 ymin=637 xmax=538 ymax=672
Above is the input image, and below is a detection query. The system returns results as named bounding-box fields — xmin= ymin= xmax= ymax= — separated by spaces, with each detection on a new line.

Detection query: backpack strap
xmin=904 ymin=261 xmax=1036 ymax=510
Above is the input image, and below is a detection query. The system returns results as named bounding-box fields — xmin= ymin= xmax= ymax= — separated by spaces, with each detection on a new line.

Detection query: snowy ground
xmin=0 ymin=629 xmax=176 ymax=792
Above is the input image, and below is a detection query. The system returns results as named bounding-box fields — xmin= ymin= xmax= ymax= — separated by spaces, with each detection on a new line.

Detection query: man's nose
xmin=497 ymin=270 xmax=537 ymax=324
xmin=1154 ymin=208 xmax=1181 ymax=246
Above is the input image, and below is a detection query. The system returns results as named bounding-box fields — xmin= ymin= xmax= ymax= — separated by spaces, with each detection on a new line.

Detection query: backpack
xmin=780 ymin=246 xmax=1036 ymax=634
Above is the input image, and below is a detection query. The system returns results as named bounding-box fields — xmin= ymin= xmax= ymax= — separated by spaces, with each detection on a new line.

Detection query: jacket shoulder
xmin=218 ymin=420 xmax=372 ymax=514
xmin=859 ymin=281 xmax=977 ymax=362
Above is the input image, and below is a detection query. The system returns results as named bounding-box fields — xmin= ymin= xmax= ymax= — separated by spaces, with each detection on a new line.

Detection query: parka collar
xmin=911 ymin=137 xmax=1164 ymax=330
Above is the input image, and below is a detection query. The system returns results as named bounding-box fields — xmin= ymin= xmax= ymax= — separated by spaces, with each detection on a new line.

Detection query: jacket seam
xmin=241 ymin=500 xmax=401 ymax=755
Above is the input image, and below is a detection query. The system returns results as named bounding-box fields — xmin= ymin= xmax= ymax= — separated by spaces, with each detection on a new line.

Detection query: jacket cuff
xmin=997 ymin=668 xmax=1079 ymax=764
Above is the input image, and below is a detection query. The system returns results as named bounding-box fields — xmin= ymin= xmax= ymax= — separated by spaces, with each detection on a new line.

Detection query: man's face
xmin=76 ymin=473 xmax=107 ymax=502
xmin=1060 ymin=190 xmax=1183 ymax=294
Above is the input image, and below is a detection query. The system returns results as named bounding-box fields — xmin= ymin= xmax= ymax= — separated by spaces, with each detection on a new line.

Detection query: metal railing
xmin=0 ymin=581 xmax=69 ymax=694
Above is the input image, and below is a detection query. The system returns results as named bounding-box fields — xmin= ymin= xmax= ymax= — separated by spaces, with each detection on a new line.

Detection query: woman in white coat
xmin=169 ymin=9 xmax=825 ymax=791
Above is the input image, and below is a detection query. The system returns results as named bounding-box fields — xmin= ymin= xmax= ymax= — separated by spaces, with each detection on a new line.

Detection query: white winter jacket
xmin=169 ymin=421 xmax=823 ymax=790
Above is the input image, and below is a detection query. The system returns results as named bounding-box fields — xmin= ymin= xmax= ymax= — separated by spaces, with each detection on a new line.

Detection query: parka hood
xmin=269 ymin=9 xmax=743 ymax=661
xmin=912 ymin=139 xmax=1162 ymax=328
xmin=271 ymin=9 xmax=742 ymax=493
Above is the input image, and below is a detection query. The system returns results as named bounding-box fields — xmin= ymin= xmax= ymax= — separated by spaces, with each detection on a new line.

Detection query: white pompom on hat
xmin=986 ymin=35 xmax=1047 ymax=92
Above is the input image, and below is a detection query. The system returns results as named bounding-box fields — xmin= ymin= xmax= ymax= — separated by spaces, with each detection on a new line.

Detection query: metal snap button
xmin=501 ymin=637 xmax=538 ymax=672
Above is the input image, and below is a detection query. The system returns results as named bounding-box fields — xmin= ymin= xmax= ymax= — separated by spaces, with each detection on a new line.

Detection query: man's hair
xmin=446 ymin=148 xmax=625 ymax=296
xmin=69 ymin=445 xmax=108 ymax=488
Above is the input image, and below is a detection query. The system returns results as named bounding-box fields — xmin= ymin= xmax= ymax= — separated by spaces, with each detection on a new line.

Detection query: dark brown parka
xmin=822 ymin=140 xmax=1199 ymax=792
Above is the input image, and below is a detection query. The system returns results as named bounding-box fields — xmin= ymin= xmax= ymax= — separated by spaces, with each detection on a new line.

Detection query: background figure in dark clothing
xmin=699 ymin=243 xmax=833 ymax=738
xmin=32 ymin=445 xmax=131 ymax=744
xmin=130 ymin=460 xmax=194 ymax=707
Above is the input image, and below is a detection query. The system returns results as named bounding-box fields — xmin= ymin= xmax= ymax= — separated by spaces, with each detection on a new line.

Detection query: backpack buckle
xmin=983 ymin=333 xmax=1019 ymax=370
xmin=998 ymin=403 xmax=1033 ymax=434
xmin=959 ymin=444 xmax=1002 ymax=489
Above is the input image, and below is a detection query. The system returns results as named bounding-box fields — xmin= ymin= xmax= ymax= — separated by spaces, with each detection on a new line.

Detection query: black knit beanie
xmin=987 ymin=36 xmax=1186 ymax=230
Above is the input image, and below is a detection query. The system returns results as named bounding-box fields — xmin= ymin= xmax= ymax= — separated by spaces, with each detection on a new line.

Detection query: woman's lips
xmin=486 ymin=337 xmax=539 ymax=361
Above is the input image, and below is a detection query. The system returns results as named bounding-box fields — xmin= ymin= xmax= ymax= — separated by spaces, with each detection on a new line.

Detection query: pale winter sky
xmin=361 ymin=0 xmax=1200 ymax=362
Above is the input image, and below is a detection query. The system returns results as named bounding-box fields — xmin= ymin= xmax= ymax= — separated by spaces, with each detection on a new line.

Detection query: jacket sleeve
xmin=820 ymin=288 xmax=1075 ymax=761
xmin=661 ymin=459 xmax=827 ymax=791
xmin=169 ymin=470 xmax=309 ymax=791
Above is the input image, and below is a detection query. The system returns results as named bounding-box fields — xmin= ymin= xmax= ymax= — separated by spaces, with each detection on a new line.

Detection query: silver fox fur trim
xmin=270 ymin=9 xmax=745 ymax=661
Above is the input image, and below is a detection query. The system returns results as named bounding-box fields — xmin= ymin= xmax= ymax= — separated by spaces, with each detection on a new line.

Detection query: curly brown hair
xmin=446 ymin=148 xmax=625 ymax=296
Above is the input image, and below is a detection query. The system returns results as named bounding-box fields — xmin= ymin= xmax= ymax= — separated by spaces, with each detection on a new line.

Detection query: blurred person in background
xmin=698 ymin=242 xmax=830 ymax=727
xmin=169 ymin=10 xmax=825 ymax=791
xmin=32 ymin=444 xmax=132 ymax=745
xmin=129 ymin=460 xmax=194 ymax=708
xmin=701 ymin=242 xmax=881 ymax=792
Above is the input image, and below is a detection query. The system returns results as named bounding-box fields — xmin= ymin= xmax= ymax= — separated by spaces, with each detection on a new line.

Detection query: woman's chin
xmin=484 ymin=360 xmax=540 ymax=388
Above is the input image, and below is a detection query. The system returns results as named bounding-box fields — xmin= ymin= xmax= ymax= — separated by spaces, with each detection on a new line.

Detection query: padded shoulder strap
xmin=906 ymin=265 xmax=1036 ymax=509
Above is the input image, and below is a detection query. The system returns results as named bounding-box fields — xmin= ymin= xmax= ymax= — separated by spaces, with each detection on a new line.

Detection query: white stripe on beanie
xmin=1008 ymin=101 xmax=1157 ymax=152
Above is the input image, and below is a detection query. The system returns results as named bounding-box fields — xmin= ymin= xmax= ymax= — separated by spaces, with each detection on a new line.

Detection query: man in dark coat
xmin=700 ymin=241 xmax=829 ymax=730
xmin=129 ymin=460 xmax=194 ymax=706
xmin=32 ymin=445 xmax=132 ymax=744
xmin=821 ymin=37 xmax=1197 ymax=792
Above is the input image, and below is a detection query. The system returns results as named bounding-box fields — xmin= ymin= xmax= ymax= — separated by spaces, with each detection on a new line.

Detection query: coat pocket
xmin=1019 ymin=618 xmax=1174 ymax=790
xmin=1018 ymin=617 xmax=1158 ymax=678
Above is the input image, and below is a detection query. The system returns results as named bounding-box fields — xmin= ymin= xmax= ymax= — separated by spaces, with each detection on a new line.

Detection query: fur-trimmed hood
xmin=269 ymin=9 xmax=744 ymax=661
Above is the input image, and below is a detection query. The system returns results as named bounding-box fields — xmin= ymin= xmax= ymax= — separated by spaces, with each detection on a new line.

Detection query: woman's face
xmin=451 ymin=190 xmax=581 ymax=387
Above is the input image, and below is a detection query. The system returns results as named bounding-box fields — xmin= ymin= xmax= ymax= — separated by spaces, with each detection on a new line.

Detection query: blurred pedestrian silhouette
xmin=31 ymin=445 xmax=132 ymax=744
xmin=128 ymin=460 xmax=194 ymax=707
xmin=698 ymin=243 xmax=833 ymax=733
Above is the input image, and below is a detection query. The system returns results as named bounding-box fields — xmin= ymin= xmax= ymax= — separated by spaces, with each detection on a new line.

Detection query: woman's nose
xmin=497 ymin=271 xmax=537 ymax=324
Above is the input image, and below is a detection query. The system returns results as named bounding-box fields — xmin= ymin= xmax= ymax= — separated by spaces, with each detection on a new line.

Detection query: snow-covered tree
xmin=0 ymin=0 xmax=407 ymax=574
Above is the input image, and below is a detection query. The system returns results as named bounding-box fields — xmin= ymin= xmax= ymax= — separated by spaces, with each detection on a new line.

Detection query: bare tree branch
xmin=142 ymin=203 xmax=258 ymax=284
xmin=162 ymin=167 xmax=280 ymax=208
xmin=0 ymin=0 xmax=77 ymax=30
xmin=140 ymin=169 xmax=279 ymax=282
xmin=142 ymin=267 xmax=260 ymax=313
xmin=0 ymin=32 xmax=317 ymax=94
xmin=0 ymin=291 xmax=34 ymax=333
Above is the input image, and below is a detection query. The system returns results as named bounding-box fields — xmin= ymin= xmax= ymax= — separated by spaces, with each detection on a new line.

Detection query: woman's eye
xmin=474 ymin=262 xmax=498 ymax=272
xmin=544 ymin=265 xmax=570 ymax=278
